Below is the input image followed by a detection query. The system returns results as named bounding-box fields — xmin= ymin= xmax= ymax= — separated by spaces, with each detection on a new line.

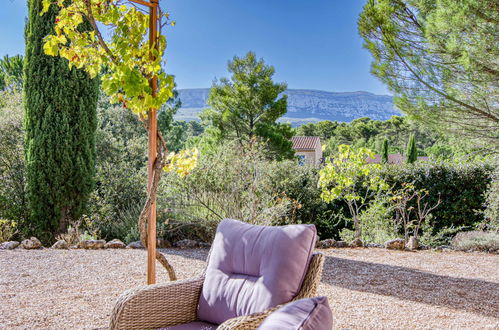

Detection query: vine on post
xmin=41 ymin=0 xmax=198 ymax=281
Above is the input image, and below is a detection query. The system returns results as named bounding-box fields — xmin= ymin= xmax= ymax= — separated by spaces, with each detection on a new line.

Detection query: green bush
xmin=0 ymin=91 xmax=28 ymax=235
xmin=358 ymin=196 xmax=399 ymax=244
xmin=451 ymin=231 xmax=499 ymax=252
xmin=376 ymin=161 xmax=495 ymax=230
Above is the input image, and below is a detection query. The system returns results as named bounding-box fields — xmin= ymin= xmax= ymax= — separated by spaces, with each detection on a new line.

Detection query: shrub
xmin=0 ymin=92 xmax=28 ymax=234
xmin=376 ymin=161 xmax=495 ymax=230
xmin=159 ymin=143 xmax=301 ymax=239
xmin=480 ymin=169 xmax=498 ymax=231
xmin=419 ymin=223 xmax=466 ymax=247
xmin=358 ymin=196 xmax=399 ymax=244
xmin=451 ymin=231 xmax=499 ymax=252
xmin=0 ymin=219 xmax=18 ymax=242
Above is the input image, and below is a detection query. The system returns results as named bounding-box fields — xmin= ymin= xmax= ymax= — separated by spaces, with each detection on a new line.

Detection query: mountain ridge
xmin=175 ymin=88 xmax=399 ymax=126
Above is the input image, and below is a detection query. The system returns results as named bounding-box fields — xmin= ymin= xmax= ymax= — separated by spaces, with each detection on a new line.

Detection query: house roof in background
xmin=291 ymin=136 xmax=321 ymax=150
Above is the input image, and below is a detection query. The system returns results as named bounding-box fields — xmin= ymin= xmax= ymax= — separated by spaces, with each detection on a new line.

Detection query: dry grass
xmin=0 ymin=248 xmax=498 ymax=329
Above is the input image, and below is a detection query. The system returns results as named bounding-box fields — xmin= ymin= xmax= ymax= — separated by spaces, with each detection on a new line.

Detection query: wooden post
xmin=147 ymin=0 xmax=159 ymax=285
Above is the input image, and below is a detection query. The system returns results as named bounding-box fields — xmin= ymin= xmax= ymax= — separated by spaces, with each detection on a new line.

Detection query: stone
xmin=156 ymin=239 xmax=172 ymax=249
xmin=21 ymin=237 xmax=43 ymax=249
xmin=0 ymin=241 xmax=20 ymax=250
xmin=126 ymin=241 xmax=145 ymax=249
xmin=407 ymin=236 xmax=419 ymax=250
xmin=317 ymin=239 xmax=337 ymax=249
xmin=78 ymin=239 xmax=106 ymax=249
xmin=335 ymin=241 xmax=348 ymax=248
xmin=51 ymin=240 xmax=69 ymax=249
xmin=104 ymin=239 xmax=126 ymax=249
xmin=366 ymin=243 xmax=383 ymax=248
xmin=350 ymin=238 xmax=364 ymax=248
xmin=175 ymin=239 xmax=199 ymax=249
xmin=199 ymin=242 xmax=211 ymax=249
xmin=384 ymin=238 xmax=405 ymax=250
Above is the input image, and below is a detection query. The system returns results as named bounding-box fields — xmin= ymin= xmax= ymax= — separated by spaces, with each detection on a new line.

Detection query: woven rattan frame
xmin=109 ymin=252 xmax=324 ymax=330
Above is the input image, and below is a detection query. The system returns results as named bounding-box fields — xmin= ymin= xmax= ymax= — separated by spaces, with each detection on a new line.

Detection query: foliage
xmin=24 ymin=0 xmax=99 ymax=243
xmin=0 ymin=219 xmax=18 ymax=243
xmin=319 ymin=145 xmax=388 ymax=239
xmin=381 ymin=138 xmax=388 ymax=164
xmin=0 ymin=55 xmax=24 ymax=92
xmin=358 ymin=195 xmax=398 ymax=244
xmin=406 ymin=134 xmax=417 ymax=164
xmin=419 ymin=223 xmax=466 ymax=248
xmin=88 ymin=97 xmax=147 ymax=241
xmin=390 ymin=183 xmax=441 ymax=241
xmin=359 ymin=0 xmax=499 ymax=151
xmin=160 ymin=142 xmax=302 ymax=240
xmin=0 ymin=92 xmax=28 ymax=230
xmin=451 ymin=231 xmax=499 ymax=252
xmin=41 ymin=0 xmax=175 ymax=115
xmin=480 ymin=169 xmax=498 ymax=232
xmin=201 ymin=51 xmax=294 ymax=160
xmin=377 ymin=161 xmax=495 ymax=230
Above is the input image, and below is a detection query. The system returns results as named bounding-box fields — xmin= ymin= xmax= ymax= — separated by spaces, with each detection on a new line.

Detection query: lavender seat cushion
xmin=197 ymin=219 xmax=317 ymax=325
xmin=258 ymin=296 xmax=333 ymax=330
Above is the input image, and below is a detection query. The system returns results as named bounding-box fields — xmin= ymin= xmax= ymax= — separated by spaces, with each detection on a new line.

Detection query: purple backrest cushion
xmin=197 ymin=219 xmax=317 ymax=325
xmin=257 ymin=296 xmax=333 ymax=330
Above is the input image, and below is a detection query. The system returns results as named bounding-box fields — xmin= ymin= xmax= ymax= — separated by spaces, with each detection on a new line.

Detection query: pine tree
xmin=24 ymin=0 xmax=98 ymax=242
xmin=381 ymin=138 xmax=389 ymax=164
xmin=406 ymin=134 xmax=417 ymax=164
xmin=202 ymin=52 xmax=294 ymax=160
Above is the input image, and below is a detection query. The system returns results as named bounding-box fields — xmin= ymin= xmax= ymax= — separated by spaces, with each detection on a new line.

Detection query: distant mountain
xmin=175 ymin=88 xmax=399 ymax=126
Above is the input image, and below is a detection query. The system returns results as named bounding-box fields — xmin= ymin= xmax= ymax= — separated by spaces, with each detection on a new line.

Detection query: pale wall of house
xmin=296 ymin=150 xmax=319 ymax=165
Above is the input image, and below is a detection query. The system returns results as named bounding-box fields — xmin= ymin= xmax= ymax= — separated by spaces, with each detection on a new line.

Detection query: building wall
xmin=296 ymin=150 xmax=319 ymax=166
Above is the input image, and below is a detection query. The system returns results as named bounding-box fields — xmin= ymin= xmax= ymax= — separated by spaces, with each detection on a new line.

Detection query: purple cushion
xmin=258 ymin=296 xmax=333 ymax=330
xmin=159 ymin=321 xmax=217 ymax=330
xmin=197 ymin=219 xmax=317 ymax=325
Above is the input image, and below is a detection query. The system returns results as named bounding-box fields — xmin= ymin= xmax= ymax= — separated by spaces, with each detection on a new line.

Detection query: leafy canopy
xmin=41 ymin=0 xmax=174 ymax=115
xmin=319 ymin=144 xmax=388 ymax=204
xmin=359 ymin=0 xmax=499 ymax=151
xmin=202 ymin=51 xmax=294 ymax=159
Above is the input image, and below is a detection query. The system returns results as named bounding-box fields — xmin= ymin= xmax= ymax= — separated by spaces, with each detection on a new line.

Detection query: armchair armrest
xmin=216 ymin=306 xmax=279 ymax=330
xmin=110 ymin=276 xmax=204 ymax=330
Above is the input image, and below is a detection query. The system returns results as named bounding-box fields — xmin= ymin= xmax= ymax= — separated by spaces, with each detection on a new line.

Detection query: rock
xmin=175 ymin=239 xmax=199 ymax=249
xmin=407 ymin=236 xmax=419 ymax=250
xmin=335 ymin=241 xmax=348 ymax=248
xmin=126 ymin=241 xmax=144 ymax=249
xmin=156 ymin=239 xmax=172 ymax=249
xmin=78 ymin=239 xmax=106 ymax=249
xmin=199 ymin=242 xmax=211 ymax=249
xmin=366 ymin=243 xmax=383 ymax=248
xmin=350 ymin=238 xmax=364 ymax=248
xmin=21 ymin=237 xmax=43 ymax=249
xmin=51 ymin=240 xmax=69 ymax=249
xmin=384 ymin=238 xmax=405 ymax=250
xmin=0 ymin=241 xmax=20 ymax=250
xmin=317 ymin=239 xmax=337 ymax=249
xmin=105 ymin=239 xmax=126 ymax=249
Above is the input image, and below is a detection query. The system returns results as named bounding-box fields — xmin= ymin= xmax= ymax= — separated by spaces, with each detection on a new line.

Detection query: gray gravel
xmin=1 ymin=248 xmax=498 ymax=329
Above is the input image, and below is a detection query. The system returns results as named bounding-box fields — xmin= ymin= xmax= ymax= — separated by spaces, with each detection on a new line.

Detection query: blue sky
xmin=1 ymin=0 xmax=389 ymax=95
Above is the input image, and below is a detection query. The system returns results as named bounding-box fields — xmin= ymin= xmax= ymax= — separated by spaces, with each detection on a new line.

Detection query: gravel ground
xmin=1 ymin=248 xmax=498 ymax=329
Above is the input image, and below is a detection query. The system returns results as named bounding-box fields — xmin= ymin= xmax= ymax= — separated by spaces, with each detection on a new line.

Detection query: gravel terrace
xmin=1 ymin=248 xmax=498 ymax=329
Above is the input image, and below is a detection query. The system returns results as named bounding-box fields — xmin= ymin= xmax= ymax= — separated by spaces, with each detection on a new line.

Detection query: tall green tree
xmin=406 ymin=134 xmax=417 ymax=164
xmin=201 ymin=52 xmax=294 ymax=160
xmin=359 ymin=0 xmax=499 ymax=151
xmin=381 ymin=138 xmax=389 ymax=164
xmin=24 ymin=0 xmax=99 ymax=242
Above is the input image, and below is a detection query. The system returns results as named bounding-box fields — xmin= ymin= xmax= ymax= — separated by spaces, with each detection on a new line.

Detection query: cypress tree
xmin=381 ymin=138 xmax=389 ymax=164
xmin=24 ymin=0 xmax=98 ymax=242
xmin=406 ymin=134 xmax=418 ymax=164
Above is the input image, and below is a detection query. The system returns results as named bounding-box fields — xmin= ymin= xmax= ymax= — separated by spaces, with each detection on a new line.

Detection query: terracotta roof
xmin=291 ymin=136 xmax=321 ymax=150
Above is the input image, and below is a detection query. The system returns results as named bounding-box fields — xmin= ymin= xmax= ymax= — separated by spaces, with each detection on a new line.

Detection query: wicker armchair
xmin=109 ymin=252 xmax=324 ymax=330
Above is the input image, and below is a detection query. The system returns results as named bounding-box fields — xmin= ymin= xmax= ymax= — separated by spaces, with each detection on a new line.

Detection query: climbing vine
xmin=41 ymin=0 xmax=197 ymax=280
